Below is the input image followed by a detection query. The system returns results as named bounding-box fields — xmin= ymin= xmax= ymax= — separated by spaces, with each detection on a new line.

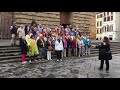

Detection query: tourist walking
xmin=55 ymin=35 xmax=64 ymax=61
xmin=92 ymin=36 xmax=112 ymax=71
xmin=10 ymin=22 xmax=18 ymax=46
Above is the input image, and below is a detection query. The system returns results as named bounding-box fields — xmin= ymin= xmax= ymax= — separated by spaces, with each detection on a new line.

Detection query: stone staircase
xmin=0 ymin=41 xmax=120 ymax=63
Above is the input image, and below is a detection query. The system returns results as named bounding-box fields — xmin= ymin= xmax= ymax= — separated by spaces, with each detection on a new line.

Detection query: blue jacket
xmin=82 ymin=38 xmax=91 ymax=45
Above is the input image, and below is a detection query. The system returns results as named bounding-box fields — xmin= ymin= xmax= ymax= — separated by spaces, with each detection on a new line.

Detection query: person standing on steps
xmin=10 ymin=22 xmax=18 ymax=46
xmin=20 ymin=36 xmax=28 ymax=64
xmin=92 ymin=36 xmax=112 ymax=71
xmin=55 ymin=35 xmax=64 ymax=61
xmin=17 ymin=24 xmax=25 ymax=47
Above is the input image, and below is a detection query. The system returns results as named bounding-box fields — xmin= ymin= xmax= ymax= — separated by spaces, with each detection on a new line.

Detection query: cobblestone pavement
xmin=0 ymin=54 xmax=120 ymax=78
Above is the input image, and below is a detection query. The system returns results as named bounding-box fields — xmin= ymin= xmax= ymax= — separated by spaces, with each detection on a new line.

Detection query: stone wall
xmin=14 ymin=12 xmax=60 ymax=30
xmin=73 ymin=12 xmax=96 ymax=39
xmin=14 ymin=12 xmax=96 ymax=38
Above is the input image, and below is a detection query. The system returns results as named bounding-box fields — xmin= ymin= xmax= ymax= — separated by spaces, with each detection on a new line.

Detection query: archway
xmin=60 ymin=12 xmax=73 ymax=28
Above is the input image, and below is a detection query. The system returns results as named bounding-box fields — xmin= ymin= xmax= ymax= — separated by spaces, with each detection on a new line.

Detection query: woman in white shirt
xmin=77 ymin=37 xmax=84 ymax=57
xmin=55 ymin=35 xmax=64 ymax=61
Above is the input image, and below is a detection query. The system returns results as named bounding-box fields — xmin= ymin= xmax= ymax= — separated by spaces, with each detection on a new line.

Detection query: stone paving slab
xmin=0 ymin=54 xmax=120 ymax=78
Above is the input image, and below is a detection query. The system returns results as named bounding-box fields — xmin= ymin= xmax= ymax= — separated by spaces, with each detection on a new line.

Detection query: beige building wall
xmin=14 ymin=12 xmax=96 ymax=39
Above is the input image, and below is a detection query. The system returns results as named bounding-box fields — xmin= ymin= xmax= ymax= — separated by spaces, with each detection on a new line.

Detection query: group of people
xmin=10 ymin=22 xmax=112 ymax=71
xmin=10 ymin=22 xmax=92 ymax=63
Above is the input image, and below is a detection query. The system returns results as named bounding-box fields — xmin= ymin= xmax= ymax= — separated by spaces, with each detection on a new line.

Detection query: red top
xmin=72 ymin=39 xmax=77 ymax=48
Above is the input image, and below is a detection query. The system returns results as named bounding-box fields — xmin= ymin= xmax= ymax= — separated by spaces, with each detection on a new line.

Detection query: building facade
xmin=96 ymin=12 xmax=120 ymax=41
xmin=0 ymin=12 xmax=96 ymax=39
xmin=96 ymin=12 xmax=103 ymax=40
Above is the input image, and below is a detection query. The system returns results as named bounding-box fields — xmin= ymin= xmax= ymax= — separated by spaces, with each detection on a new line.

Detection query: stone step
xmin=0 ymin=50 xmax=21 ymax=53
xmin=0 ymin=52 xmax=21 ymax=57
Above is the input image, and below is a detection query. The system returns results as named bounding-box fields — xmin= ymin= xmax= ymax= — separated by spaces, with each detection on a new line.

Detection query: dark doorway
xmin=60 ymin=12 xmax=72 ymax=27
xmin=62 ymin=24 xmax=70 ymax=28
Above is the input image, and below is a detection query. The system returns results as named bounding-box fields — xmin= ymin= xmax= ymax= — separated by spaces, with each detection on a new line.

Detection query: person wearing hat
xmin=20 ymin=36 xmax=28 ymax=64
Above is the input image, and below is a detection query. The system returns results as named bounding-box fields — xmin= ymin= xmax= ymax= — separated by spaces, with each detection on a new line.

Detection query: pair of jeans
xmin=56 ymin=50 xmax=62 ymax=60
xmin=39 ymin=48 xmax=44 ymax=59
xmin=73 ymin=48 xmax=77 ymax=56
xmin=100 ymin=60 xmax=109 ymax=70
xmin=78 ymin=47 xmax=84 ymax=56
xmin=11 ymin=34 xmax=17 ymax=45
xmin=47 ymin=51 xmax=51 ymax=60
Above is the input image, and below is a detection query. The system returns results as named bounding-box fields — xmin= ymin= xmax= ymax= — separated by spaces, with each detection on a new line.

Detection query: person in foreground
xmin=92 ymin=36 xmax=112 ymax=71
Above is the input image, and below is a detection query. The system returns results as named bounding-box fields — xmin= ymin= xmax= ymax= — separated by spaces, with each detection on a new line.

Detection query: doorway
xmin=0 ymin=12 xmax=14 ymax=40
xmin=60 ymin=12 xmax=73 ymax=28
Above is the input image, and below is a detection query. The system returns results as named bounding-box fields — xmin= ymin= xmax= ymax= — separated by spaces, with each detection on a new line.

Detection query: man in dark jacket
xmin=37 ymin=35 xmax=45 ymax=60
xmin=10 ymin=22 xmax=18 ymax=46
xmin=24 ymin=23 xmax=29 ymax=35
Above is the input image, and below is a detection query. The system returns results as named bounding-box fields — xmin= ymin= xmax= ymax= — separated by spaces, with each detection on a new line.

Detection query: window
xmin=107 ymin=16 xmax=110 ymax=21
xmin=97 ymin=15 xmax=99 ymax=19
xmin=97 ymin=29 xmax=99 ymax=34
xmin=100 ymin=29 xmax=102 ymax=33
xmin=102 ymin=27 xmax=104 ymax=32
xmin=107 ymin=25 xmax=109 ymax=31
xmin=111 ymin=12 xmax=113 ymax=14
xmin=110 ymin=25 xmax=113 ymax=31
xmin=97 ymin=22 xmax=99 ymax=26
xmin=100 ymin=21 xmax=102 ymax=26
xmin=105 ymin=27 xmax=106 ymax=32
xmin=100 ymin=14 xmax=102 ymax=18
xmin=104 ymin=12 xmax=106 ymax=16
xmin=104 ymin=17 xmax=106 ymax=22
xmin=107 ymin=12 xmax=109 ymax=15
xmin=111 ymin=16 xmax=113 ymax=20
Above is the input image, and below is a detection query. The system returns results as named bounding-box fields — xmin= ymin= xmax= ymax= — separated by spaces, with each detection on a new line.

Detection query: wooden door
xmin=0 ymin=12 xmax=14 ymax=39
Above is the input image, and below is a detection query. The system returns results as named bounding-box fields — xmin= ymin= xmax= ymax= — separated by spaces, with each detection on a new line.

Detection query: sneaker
xmin=22 ymin=61 xmax=27 ymax=64
xmin=35 ymin=59 xmax=38 ymax=62
xmin=29 ymin=60 xmax=32 ymax=63
xmin=60 ymin=59 xmax=62 ymax=61
xmin=99 ymin=67 xmax=103 ymax=70
xmin=57 ymin=59 xmax=59 ymax=61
